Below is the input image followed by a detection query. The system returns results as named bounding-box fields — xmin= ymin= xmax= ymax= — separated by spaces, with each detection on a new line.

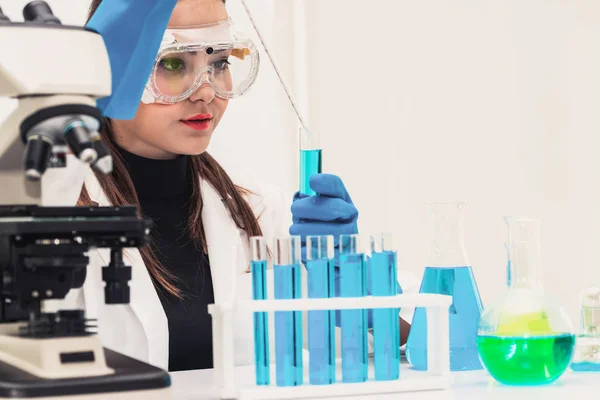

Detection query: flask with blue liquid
xmin=406 ymin=201 xmax=483 ymax=371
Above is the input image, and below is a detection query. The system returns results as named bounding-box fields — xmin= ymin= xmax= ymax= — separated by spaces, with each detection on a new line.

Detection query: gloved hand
xmin=86 ymin=0 xmax=178 ymax=120
xmin=289 ymin=174 xmax=358 ymax=263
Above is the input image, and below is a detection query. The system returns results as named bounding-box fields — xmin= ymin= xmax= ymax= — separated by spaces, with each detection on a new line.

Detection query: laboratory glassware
xmin=406 ymin=201 xmax=483 ymax=371
xmin=338 ymin=234 xmax=368 ymax=383
xmin=250 ymin=236 xmax=269 ymax=385
xmin=370 ymin=233 xmax=400 ymax=381
xmin=300 ymin=127 xmax=322 ymax=196
xmin=570 ymin=286 xmax=600 ymax=372
xmin=241 ymin=0 xmax=322 ymax=196
xmin=477 ymin=217 xmax=575 ymax=385
xmin=306 ymin=235 xmax=336 ymax=385
xmin=274 ymin=236 xmax=303 ymax=386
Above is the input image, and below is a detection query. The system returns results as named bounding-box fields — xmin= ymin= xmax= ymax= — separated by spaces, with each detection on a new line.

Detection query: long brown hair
xmin=81 ymin=0 xmax=261 ymax=298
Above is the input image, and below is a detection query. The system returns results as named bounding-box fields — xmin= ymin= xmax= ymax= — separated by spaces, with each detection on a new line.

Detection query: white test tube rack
xmin=208 ymin=293 xmax=452 ymax=400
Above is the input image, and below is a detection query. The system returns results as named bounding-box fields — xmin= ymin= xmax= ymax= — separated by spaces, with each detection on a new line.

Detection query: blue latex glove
xmin=290 ymin=173 xmax=359 ymax=262
xmin=86 ymin=0 xmax=178 ymax=120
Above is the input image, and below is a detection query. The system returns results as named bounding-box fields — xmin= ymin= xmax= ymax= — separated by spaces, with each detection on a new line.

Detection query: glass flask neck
xmin=505 ymin=217 xmax=543 ymax=290
xmin=426 ymin=202 xmax=469 ymax=267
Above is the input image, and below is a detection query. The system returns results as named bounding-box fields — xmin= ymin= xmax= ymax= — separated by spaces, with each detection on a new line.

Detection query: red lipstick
xmin=181 ymin=113 xmax=213 ymax=131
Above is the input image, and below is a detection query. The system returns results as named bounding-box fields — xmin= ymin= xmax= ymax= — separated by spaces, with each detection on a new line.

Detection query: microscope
xmin=0 ymin=2 xmax=170 ymax=399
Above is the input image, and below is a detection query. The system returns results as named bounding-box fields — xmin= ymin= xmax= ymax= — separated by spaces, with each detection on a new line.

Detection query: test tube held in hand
xmin=250 ymin=237 xmax=269 ymax=385
xmin=274 ymin=236 xmax=303 ymax=386
xmin=306 ymin=235 xmax=336 ymax=385
xmin=339 ymin=234 xmax=368 ymax=383
xmin=370 ymin=234 xmax=400 ymax=381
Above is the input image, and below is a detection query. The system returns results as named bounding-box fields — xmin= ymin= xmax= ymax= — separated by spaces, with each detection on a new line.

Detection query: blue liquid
xmin=306 ymin=259 xmax=336 ymax=385
xmin=571 ymin=362 xmax=600 ymax=372
xmin=274 ymin=263 xmax=303 ymax=386
xmin=338 ymin=253 xmax=368 ymax=383
xmin=406 ymin=266 xmax=483 ymax=371
xmin=300 ymin=149 xmax=322 ymax=195
xmin=370 ymin=251 xmax=400 ymax=381
xmin=251 ymin=260 xmax=270 ymax=385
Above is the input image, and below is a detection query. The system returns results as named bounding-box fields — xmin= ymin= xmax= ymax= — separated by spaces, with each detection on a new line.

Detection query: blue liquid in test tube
xmin=300 ymin=149 xmax=322 ymax=196
xmin=250 ymin=237 xmax=269 ymax=385
xmin=306 ymin=235 xmax=336 ymax=385
xmin=339 ymin=234 xmax=368 ymax=383
xmin=300 ymin=127 xmax=322 ymax=196
xmin=274 ymin=236 xmax=303 ymax=386
xmin=370 ymin=234 xmax=400 ymax=381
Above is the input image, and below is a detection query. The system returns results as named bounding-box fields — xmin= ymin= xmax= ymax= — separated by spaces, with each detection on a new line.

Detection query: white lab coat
xmin=41 ymin=155 xmax=419 ymax=371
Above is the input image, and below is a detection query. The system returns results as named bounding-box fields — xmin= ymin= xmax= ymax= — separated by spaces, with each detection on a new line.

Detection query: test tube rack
xmin=208 ymin=293 xmax=452 ymax=400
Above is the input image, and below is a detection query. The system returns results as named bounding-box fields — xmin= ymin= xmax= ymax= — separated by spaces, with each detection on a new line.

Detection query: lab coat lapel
xmin=200 ymin=178 xmax=243 ymax=305
xmin=87 ymin=177 xmax=168 ymax=368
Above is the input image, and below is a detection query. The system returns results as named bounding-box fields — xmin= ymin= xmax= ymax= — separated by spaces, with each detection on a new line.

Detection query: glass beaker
xmin=406 ymin=201 xmax=483 ymax=371
xmin=477 ymin=217 xmax=575 ymax=386
xmin=570 ymin=286 xmax=600 ymax=371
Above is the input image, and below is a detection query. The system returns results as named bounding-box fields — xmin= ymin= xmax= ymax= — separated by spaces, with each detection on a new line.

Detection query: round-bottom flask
xmin=477 ymin=217 xmax=575 ymax=386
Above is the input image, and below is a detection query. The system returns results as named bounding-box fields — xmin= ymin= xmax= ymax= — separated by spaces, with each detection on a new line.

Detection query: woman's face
xmin=112 ymin=0 xmax=229 ymax=159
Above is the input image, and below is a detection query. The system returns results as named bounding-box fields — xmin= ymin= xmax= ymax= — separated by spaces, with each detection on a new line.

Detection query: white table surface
xmin=170 ymin=362 xmax=600 ymax=400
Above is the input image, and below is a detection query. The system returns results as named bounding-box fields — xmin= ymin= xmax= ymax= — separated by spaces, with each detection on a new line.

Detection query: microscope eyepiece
xmin=23 ymin=0 xmax=61 ymax=25
xmin=0 ymin=6 xmax=11 ymax=23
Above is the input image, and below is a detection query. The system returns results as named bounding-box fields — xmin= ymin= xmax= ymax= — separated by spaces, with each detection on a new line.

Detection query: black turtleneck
xmin=119 ymin=148 xmax=215 ymax=372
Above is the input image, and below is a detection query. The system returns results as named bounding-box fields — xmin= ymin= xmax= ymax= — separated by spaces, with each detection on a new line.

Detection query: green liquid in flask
xmin=300 ymin=149 xmax=322 ymax=196
xmin=477 ymin=334 xmax=575 ymax=386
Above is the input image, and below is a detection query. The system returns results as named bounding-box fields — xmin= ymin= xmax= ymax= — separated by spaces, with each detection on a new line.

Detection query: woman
xmin=43 ymin=0 xmax=417 ymax=372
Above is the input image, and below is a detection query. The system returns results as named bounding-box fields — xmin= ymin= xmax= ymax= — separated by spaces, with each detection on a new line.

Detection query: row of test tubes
xmin=250 ymin=233 xmax=400 ymax=387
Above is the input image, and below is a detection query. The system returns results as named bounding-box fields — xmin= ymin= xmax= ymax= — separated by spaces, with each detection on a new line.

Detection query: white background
xmin=301 ymin=0 xmax=600 ymax=324
xmin=1 ymin=0 xmax=598 ymax=325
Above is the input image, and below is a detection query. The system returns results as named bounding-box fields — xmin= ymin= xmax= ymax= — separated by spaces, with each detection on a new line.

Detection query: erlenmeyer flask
xmin=406 ymin=201 xmax=483 ymax=371
xmin=477 ymin=217 xmax=575 ymax=385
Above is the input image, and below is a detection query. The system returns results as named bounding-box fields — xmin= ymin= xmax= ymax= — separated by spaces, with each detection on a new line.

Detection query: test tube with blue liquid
xmin=300 ymin=127 xmax=322 ymax=196
xmin=338 ymin=234 xmax=368 ymax=383
xmin=306 ymin=235 xmax=336 ymax=385
xmin=274 ymin=236 xmax=303 ymax=386
xmin=250 ymin=236 xmax=269 ymax=385
xmin=370 ymin=233 xmax=400 ymax=381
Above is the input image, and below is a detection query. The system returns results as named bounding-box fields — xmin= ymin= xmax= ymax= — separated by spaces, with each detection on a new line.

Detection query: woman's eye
xmin=160 ymin=58 xmax=185 ymax=72
xmin=212 ymin=59 xmax=231 ymax=71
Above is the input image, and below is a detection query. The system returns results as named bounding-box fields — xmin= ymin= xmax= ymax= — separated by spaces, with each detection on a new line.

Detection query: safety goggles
xmin=141 ymin=18 xmax=260 ymax=105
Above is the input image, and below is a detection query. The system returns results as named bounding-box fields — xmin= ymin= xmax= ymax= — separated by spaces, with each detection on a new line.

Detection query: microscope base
xmin=0 ymin=388 xmax=171 ymax=400
xmin=0 ymin=348 xmax=171 ymax=399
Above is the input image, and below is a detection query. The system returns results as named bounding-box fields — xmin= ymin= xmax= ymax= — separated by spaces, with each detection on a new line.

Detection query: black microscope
xmin=0 ymin=2 xmax=171 ymax=398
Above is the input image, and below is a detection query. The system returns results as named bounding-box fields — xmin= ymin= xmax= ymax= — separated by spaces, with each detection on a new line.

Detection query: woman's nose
xmin=189 ymin=76 xmax=216 ymax=103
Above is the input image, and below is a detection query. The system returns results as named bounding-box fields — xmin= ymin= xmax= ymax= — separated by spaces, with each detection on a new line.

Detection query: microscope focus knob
xmin=23 ymin=0 xmax=61 ymax=25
